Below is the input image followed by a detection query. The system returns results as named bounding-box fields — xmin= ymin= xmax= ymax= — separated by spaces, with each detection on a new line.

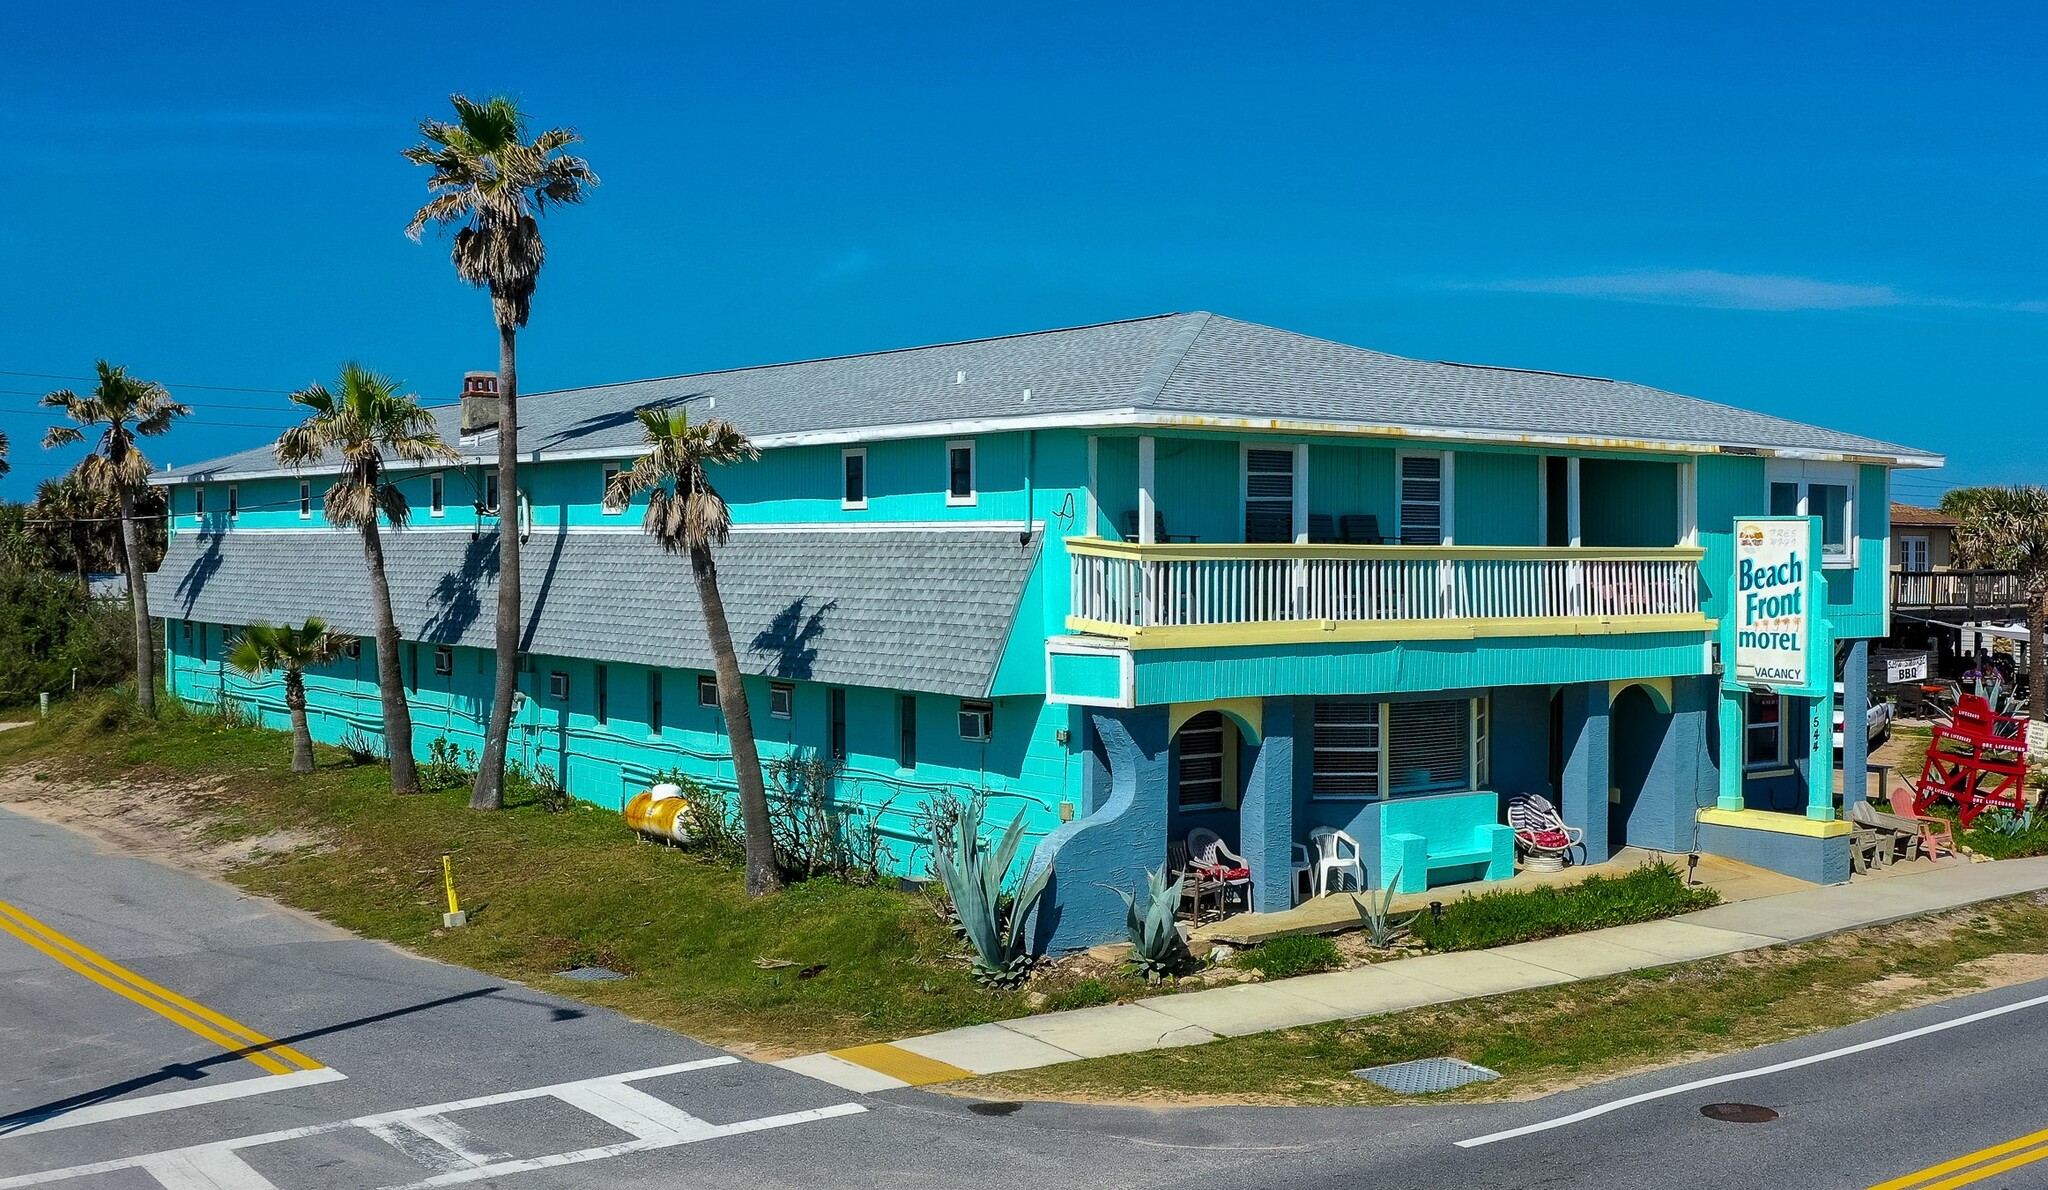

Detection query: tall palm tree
xmin=277 ymin=363 xmax=457 ymax=795
xmin=1943 ymin=485 xmax=2048 ymax=716
xmin=41 ymin=362 xmax=190 ymax=716
xmin=609 ymin=408 xmax=782 ymax=896
xmin=27 ymin=476 xmax=99 ymax=586
xmin=227 ymin=619 xmax=350 ymax=774
xmin=405 ymin=94 xmax=597 ymax=811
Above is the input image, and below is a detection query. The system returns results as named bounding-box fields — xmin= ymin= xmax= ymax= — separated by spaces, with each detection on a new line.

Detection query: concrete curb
xmin=781 ymin=856 xmax=2048 ymax=1091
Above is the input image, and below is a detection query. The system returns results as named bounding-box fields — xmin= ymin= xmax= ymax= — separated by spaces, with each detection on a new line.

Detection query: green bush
xmin=1959 ymin=805 xmax=2048 ymax=859
xmin=1235 ymin=932 xmax=1343 ymax=979
xmin=1412 ymin=860 xmax=1718 ymax=952
xmin=1045 ymin=977 xmax=1118 ymax=1012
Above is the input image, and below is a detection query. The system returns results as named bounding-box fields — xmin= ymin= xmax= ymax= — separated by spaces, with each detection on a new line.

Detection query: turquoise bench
xmin=1379 ymin=791 xmax=1515 ymax=893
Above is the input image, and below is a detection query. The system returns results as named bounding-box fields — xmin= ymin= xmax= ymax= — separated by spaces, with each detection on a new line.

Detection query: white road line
xmin=1456 ymin=988 xmax=2048 ymax=1148
xmin=0 ymin=1068 xmax=348 ymax=1139
xmin=0 ymin=1057 xmax=864 ymax=1189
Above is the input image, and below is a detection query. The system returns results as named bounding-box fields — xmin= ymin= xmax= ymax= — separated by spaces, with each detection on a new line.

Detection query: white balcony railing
xmin=1067 ymin=538 xmax=1703 ymax=633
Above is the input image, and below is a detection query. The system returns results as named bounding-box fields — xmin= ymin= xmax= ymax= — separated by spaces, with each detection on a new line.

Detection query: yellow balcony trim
xmin=1697 ymin=807 xmax=1852 ymax=839
xmin=1066 ymin=614 xmax=1717 ymax=650
xmin=1063 ymin=536 xmax=1706 ymax=563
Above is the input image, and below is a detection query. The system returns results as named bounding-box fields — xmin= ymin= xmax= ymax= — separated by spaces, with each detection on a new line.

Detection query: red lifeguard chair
xmin=1913 ymin=693 xmax=2031 ymax=826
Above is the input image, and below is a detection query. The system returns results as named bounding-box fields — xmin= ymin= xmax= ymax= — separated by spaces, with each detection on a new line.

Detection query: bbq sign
xmin=1731 ymin=517 xmax=1823 ymax=693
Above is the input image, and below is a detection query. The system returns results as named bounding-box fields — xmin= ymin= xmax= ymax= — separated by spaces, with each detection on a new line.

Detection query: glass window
xmin=1770 ymin=482 xmax=1801 ymax=517
xmin=1177 ymin=711 xmax=1227 ymax=808
xmin=227 ymin=485 xmax=239 ymax=522
xmin=958 ymin=699 xmax=993 ymax=742
xmin=698 ymin=674 xmax=718 ymax=708
xmin=430 ymin=472 xmax=445 ymax=516
xmin=483 ymin=471 xmax=499 ymax=514
xmin=946 ymin=441 xmax=975 ymax=505
xmin=842 ymin=449 xmax=867 ymax=509
xmin=595 ymin=664 xmax=608 ymax=725
xmin=194 ymin=486 xmax=205 ymax=518
xmin=1812 ymin=483 xmax=1849 ymax=559
xmin=299 ymin=480 xmax=312 ymax=519
xmin=829 ymin=688 xmax=847 ymax=760
xmin=1243 ymin=448 xmax=1294 ymax=543
xmin=1745 ymin=692 xmax=1784 ymax=769
xmin=1312 ymin=701 xmax=1381 ymax=799
xmin=1387 ymin=700 xmax=1472 ymax=795
xmin=648 ymin=671 xmax=664 ymax=737
xmin=433 ymin=646 xmax=453 ymax=676
xmin=601 ymin=463 xmax=624 ymax=514
xmin=1398 ymin=454 xmax=1445 ymax=545
xmin=898 ymin=694 xmax=918 ymax=768
xmin=770 ymin=681 xmax=794 ymax=719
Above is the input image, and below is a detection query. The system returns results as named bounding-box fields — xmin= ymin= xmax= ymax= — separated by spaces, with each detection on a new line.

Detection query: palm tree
xmin=1943 ymin=485 xmax=2048 ymax=716
xmin=41 ymin=362 xmax=191 ymax=716
xmin=609 ymin=409 xmax=782 ymax=895
xmin=227 ymin=620 xmax=350 ymax=774
xmin=405 ymin=94 xmax=597 ymax=811
xmin=27 ymin=476 xmax=99 ymax=586
xmin=0 ymin=428 xmax=10 ymax=481
xmin=277 ymin=363 xmax=457 ymax=795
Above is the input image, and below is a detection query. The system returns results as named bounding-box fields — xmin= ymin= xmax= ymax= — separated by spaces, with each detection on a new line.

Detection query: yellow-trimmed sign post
xmin=1719 ymin=516 xmax=1835 ymax=820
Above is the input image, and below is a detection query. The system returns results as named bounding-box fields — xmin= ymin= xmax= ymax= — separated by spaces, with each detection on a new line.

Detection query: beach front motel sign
xmin=1732 ymin=517 xmax=1825 ymax=693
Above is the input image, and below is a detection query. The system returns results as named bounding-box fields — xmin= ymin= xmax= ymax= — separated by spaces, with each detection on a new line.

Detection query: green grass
xmin=1411 ymin=861 xmax=1719 ymax=952
xmin=1234 ymin=933 xmax=1343 ymax=978
xmin=0 ymin=694 xmax=1154 ymax=1054
xmin=963 ymin=896 xmax=2048 ymax=1105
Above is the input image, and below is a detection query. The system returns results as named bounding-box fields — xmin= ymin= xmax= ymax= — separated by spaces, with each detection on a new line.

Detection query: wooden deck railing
xmin=1067 ymin=538 xmax=1704 ymax=632
xmin=1891 ymin=568 xmax=2025 ymax=612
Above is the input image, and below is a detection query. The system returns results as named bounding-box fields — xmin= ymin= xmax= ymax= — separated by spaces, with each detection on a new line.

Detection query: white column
xmin=1441 ymin=451 xmax=1457 ymax=545
xmin=1678 ymin=460 xmax=1698 ymax=546
xmin=1291 ymin=442 xmax=1310 ymax=543
xmin=1086 ymin=435 xmax=1099 ymax=537
xmin=1566 ymin=456 xmax=1583 ymax=547
xmin=1137 ymin=435 xmax=1156 ymax=544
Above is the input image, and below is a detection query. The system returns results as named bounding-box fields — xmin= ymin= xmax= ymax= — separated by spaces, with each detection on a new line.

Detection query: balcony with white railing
xmin=1065 ymin=538 xmax=1708 ymax=643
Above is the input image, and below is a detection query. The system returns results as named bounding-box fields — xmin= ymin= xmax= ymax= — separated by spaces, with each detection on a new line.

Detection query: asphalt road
xmin=4 ymin=802 xmax=2046 ymax=1189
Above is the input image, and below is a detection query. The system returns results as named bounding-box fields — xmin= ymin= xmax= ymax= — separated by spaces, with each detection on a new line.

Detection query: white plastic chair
xmin=1308 ymin=826 xmax=1365 ymax=896
xmin=1187 ymin=828 xmax=1252 ymax=913
xmin=1289 ymin=843 xmax=1314 ymax=905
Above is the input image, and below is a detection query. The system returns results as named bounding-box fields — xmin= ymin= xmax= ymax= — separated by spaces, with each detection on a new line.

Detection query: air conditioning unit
xmin=958 ymin=699 xmax=994 ymax=743
xmin=548 ymin=671 xmax=570 ymax=701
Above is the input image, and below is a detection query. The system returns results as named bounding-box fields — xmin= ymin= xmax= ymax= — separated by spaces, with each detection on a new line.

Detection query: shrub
xmin=1960 ymin=806 xmax=2048 ymax=859
xmin=1412 ymin=860 xmax=1718 ymax=952
xmin=1045 ymin=977 xmax=1118 ymax=1012
xmin=337 ymin=727 xmax=385 ymax=765
xmin=418 ymin=737 xmax=474 ymax=792
xmin=1235 ymin=933 xmax=1343 ymax=979
xmin=507 ymin=760 xmax=573 ymax=814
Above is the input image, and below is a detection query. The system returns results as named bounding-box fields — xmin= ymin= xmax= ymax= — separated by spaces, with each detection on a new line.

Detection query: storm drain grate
xmin=557 ymin=966 xmax=627 ymax=982
xmin=1352 ymin=1057 xmax=1501 ymax=1094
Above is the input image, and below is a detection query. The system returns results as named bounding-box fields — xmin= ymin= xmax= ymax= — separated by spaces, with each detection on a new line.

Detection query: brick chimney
xmin=459 ymin=371 xmax=500 ymax=433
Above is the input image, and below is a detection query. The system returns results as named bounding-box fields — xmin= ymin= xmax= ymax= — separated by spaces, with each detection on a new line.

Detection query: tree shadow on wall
xmin=424 ymin=531 xmax=501 ymax=644
xmin=172 ymin=531 xmax=226 ymax=617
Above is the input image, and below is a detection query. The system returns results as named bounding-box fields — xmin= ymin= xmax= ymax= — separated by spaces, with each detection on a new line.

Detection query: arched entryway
xmin=1166 ymin=703 xmax=1260 ymax=868
xmin=1609 ymin=682 xmax=1673 ymax=850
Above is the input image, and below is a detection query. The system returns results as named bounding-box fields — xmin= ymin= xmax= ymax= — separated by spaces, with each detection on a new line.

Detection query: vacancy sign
xmin=1732 ymin=517 xmax=1820 ymax=692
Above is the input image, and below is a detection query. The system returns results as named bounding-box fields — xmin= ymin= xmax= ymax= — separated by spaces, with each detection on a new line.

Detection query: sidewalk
xmin=774 ymin=855 xmax=2048 ymax=1092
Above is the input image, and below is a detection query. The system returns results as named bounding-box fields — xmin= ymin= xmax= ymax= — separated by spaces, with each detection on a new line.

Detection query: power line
xmin=0 ymin=368 xmax=293 ymax=395
xmin=0 ymin=389 xmax=297 ymax=414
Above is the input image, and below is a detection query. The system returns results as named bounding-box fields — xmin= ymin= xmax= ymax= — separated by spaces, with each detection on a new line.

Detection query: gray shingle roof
xmin=150 ymin=527 xmax=1041 ymax=697
xmin=159 ymin=312 xmax=1938 ymax=482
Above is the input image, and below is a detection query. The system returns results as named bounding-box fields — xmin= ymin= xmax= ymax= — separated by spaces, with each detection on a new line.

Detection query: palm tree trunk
xmin=693 ymin=544 xmax=782 ymax=896
xmin=361 ymin=521 xmax=420 ymax=794
xmin=119 ymin=487 xmax=156 ymax=717
xmin=287 ymin=673 xmax=314 ymax=774
xmin=473 ymin=320 xmax=521 ymax=811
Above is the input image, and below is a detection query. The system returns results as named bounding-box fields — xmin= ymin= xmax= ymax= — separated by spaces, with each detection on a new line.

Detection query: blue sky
xmin=3 ymin=2 xmax=2041 ymax=507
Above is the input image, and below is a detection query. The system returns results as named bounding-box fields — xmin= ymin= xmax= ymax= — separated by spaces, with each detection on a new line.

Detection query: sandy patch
xmin=0 ymin=768 xmax=330 ymax=875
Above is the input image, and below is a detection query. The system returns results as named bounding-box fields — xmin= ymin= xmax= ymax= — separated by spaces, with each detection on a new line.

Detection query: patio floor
xmin=1192 ymin=846 xmax=1815 ymax=946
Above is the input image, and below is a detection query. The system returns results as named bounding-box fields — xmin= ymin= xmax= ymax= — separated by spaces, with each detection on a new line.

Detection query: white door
xmin=1899 ymin=535 xmax=1930 ymax=572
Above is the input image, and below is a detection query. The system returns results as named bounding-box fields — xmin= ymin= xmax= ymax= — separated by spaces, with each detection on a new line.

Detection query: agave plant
xmin=1112 ymin=867 xmax=1191 ymax=985
xmin=1351 ymin=868 xmax=1422 ymax=950
xmin=928 ymin=796 xmax=1051 ymax=988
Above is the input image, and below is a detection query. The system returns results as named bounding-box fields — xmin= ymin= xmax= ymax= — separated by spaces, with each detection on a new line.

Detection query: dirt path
xmin=0 ymin=767 xmax=327 ymax=875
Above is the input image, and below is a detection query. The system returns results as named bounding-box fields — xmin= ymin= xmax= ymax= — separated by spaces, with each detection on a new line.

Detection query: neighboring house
xmin=1890 ymin=502 xmax=1955 ymax=574
xmin=145 ymin=313 xmax=1940 ymax=948
xmin=86 ymin=572 xmax=127 ymax=602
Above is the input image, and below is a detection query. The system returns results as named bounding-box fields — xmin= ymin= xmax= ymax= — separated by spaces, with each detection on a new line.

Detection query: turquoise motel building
xmin=147 ymin=313 xmax=1942 ymax=950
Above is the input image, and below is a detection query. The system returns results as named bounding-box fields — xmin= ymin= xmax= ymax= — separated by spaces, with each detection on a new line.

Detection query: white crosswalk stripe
xmin=0 ymin=1059 xmax=867 ymax=1189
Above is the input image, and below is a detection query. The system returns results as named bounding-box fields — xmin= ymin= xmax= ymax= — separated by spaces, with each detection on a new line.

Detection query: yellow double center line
xmin=0 ymin=897 xmax=320 ymax=1077
xmin=1872 ymin=1123 xmax=2048 ymax=1190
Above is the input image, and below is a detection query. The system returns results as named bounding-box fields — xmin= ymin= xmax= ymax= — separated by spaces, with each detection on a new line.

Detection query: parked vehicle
xmin=1834 ymin=682 xmax=1894 ymax=751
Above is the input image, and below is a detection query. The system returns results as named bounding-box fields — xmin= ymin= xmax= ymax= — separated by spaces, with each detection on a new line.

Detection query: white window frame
xmin=227 ymin=484 xmax=239 ymax=523
xmin=945 ymin=439 xmax=976 ymax=507
xmin=958 ymin=698 xmax=994 ymax=743
xmin=548 ymin=671 xmax=570 ymax=701
xmin=1311 ymin=695 xmax=1490 ymax=801
xmin=697 ymin=674 xmax=719 ymax=708
xmin=1898 ymin=534 xmax=1930 ymax=573
xmin=193 ymin=486 xmax=206 ymax=519
xmin=841 ymin=447 xmax=868 ymax=511
xmin=769 ymin=681 xmax=794 ymax=720
xmin=1240 ymin=444 xmax=1297 ymax=544
xmin=1766 ymin=460 xmax=1856 ymax=569
xmin=482 ymin=471 xmax=499 ymax=516
xmin=430 ymin=472 xmax=445 ymax=518
xmin=433 ymin=646 xmax=454 ymax=676
xmin=1175 ymin=710 xmax=1229 ymax=809
xmin=1744 ymin=690 xmax=1791 ymax=773
xmin=298 ymin=480 xmax=312 ymax=520
xmin=600 ymin=462 xmax=624 ymax=515
xmin=1395 ymin=451 xmax=1454 ymax=545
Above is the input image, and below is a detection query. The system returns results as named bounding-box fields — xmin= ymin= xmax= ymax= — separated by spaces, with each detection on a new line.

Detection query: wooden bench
xmin=1379 ymin=791 xmax=1516 ymax=894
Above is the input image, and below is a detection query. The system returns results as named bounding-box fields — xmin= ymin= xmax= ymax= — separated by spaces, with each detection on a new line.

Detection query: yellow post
xmin=440 ymin=854 xmax=466 ymax=928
